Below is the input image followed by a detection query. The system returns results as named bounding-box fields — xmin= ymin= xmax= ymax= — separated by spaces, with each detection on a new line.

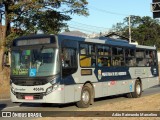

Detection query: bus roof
xmin=13 ymin=34 xmax=156 ymax=50
xmin=58 ymin=34 xmax=135 ymax=48
xmin=58 ymin=34 xmax=156 ymax=50
xmin=136 ymin=45 xmax=156 ymax=50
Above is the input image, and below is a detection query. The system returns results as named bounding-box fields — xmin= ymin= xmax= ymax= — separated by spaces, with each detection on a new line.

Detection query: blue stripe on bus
xmin=94 ymin=67 xmax=131 ymax=81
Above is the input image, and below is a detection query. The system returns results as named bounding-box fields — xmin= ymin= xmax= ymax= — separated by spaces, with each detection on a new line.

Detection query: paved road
xmin=0 ymin=85 xmax=159 ymax=112
xmin=0 ymin=85 xmax=159 ymax=119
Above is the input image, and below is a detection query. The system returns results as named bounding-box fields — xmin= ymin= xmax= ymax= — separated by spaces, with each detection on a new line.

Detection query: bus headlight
xmin=11 ymin=87 xmax=15 ymax=95
xmin=52 ymin=83 xmax=59 ymax=90
xmin=46 ymin=83 xmax=59 ymax=95
xmin=50 ymin=79 xmax=56 ymax=85
xmin=49 ymin=75 xmax=60 ymax=85
xmin=46 ymin=86 xmax=53 ymax=95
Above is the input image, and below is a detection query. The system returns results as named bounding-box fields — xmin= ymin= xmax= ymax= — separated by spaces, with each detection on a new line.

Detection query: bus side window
xmin=80 ymin=44 xmax=88 ymax=55
xmin=145 ymin=50 xmax=157 ymax=66
xmin=97 ymin=45 xmax=111 ymax=67
xmin=152 ymin=51 xmax=157 ymax=66
xmin=136 ymin=49 xmax=145 ymax=66
xmin=61 ymin=48 xmax=77 ymax=77
xmin=80 ymin=43 xmax=96 ymax=67
xmin=112 ymin=47 xmax=124 ymax=66
xmin=125 ymin=49 xmax=136 ymax=66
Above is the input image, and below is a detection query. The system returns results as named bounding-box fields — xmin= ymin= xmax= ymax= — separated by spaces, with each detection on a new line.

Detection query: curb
xmin=0 ymin=98 xmax=10 ymax=101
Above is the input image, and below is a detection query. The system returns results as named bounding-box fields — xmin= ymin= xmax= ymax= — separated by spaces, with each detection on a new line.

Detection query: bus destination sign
xmin=16 ymin=38 xmax=50 ymax=46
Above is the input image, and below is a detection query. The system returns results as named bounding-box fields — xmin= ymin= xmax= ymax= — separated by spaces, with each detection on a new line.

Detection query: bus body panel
xmin=64 ymin=84 xmax=77 ymax=103
xmin=93 ymin=82 xmax=103 ymax=98
xmin=10 ymin=34 xmax=159 ymax=105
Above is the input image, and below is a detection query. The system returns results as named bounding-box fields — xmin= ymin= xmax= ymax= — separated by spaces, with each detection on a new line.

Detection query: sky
xmin=67 ymin=0 xmax=154 ymax=34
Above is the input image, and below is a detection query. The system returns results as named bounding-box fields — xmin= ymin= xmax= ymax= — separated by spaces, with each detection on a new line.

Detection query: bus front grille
xmin=11 ymin=76 xmax=53 ymax=86
xmin=14 ymin=81 xmax=47 ymax=86
xmin=16 ymin=93 xmax=44 ymax=100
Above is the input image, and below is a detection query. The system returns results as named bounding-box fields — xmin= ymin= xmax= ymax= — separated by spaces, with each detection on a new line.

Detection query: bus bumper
xmin=10 ymin=85 xmax=65 ymax=103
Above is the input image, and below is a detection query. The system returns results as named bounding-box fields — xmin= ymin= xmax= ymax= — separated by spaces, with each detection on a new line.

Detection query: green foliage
xmin=1 ymin=0 xmax=89 ymax=47
xmin=112 ymin=16 xmax=160 ymax=50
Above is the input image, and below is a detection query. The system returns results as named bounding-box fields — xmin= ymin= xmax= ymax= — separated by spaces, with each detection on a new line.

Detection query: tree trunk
xmin=0 ymin=2 xmax=11 ymax=72
xmin=0 ymin=47 xmax=4 ymax=72
xmin=0 ymin=20 xmax=5 ymax=72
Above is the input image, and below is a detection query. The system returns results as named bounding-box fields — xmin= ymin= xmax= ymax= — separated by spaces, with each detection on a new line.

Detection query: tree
xmin=112 ymin=16 xmax=160 ymax=48
xmin=0 ymin=0 xmax=89 ymax=71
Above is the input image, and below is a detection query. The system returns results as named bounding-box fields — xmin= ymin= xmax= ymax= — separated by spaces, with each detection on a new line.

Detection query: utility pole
xmin=128 ymin=15 xmax=131 ymax=43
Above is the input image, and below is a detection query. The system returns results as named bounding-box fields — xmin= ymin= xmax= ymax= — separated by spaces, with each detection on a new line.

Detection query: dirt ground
xmin=35 ymin=93 xmax=160 ymax=120
xmin=0 ymin=67 xmax=10 ymax=99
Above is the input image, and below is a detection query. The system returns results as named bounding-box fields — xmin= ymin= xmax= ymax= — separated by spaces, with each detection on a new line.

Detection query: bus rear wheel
xmin=76 ymin=84 xmax=92 ymax=108
xmin=131 ymin=80 xmax=142 ymax=98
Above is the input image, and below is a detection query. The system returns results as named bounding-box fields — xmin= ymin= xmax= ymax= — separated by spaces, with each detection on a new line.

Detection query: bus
xmin=10 ymin=34 xmax=159 ymax=108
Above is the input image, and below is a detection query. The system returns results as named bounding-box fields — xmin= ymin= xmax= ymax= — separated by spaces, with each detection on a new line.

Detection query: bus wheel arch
xmin=76 ymin=82 xmax=94 ymax=108
xmin=132 ymin=78 xmax=142 ymax=98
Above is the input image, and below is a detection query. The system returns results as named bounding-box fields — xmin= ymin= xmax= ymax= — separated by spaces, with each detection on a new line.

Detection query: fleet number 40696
xmin=33 ymin=88 xmax=44 ymax=91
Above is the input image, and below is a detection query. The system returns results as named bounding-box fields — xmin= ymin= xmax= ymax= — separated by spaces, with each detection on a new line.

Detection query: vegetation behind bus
xmin=0 ymin=0 xmax=89 ymax=71
xmin=112 ymin=16 xmax=160 ymax=50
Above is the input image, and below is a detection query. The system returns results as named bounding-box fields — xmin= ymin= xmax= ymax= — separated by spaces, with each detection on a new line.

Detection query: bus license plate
xmin=25 ymin=96 xmax=34 ymax=100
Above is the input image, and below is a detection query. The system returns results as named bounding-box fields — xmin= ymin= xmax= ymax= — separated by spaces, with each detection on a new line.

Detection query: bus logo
xmin=2 ymin=112 xmax=11 ymax=117
xmin=29 ymin=68 xmax=37 ymax=77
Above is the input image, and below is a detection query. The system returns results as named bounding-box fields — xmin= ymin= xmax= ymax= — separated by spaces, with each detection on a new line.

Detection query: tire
xmin=76 ymin=84 xmax=92 ymax=108
xmin=126 ymin=93 xmax=132 ymax=98
xmin=131 ymin=81 xmax=142 ymax=98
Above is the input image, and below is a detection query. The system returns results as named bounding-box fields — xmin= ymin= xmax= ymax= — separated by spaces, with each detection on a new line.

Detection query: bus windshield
xmin=11 ymin=47 xmax=59 ymax=77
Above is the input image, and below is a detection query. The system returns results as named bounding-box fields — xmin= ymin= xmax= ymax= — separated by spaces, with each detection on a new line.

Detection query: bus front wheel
xmin=76 ymin=84 xmax=92 ymax=108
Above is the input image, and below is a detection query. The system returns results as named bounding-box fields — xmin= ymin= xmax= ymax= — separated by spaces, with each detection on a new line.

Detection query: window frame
xmin=79 ymin=42 xmax=96 ymax=68
xmin=145 ymin=49 xmax=157 ymax=67
xmin=61 ymin=47 xmax=77 ymax=68
xmin=61 ymin=47 xmax=78 ymax=77
xmin=79 ymin=42 xmax=158 ymax=68
xmin=97 ymin=45 xmax=111 ymax=67
xmin=124 ymin=48 xmax=136 ymax=67
xmin=111 ymin=46 xmax=125 ymax=67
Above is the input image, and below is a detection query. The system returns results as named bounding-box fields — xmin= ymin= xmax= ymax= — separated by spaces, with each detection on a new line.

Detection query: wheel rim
xmin=136 ymin=84 xmax=141 ymax=95
xmin=82 ymin=90 xmax=90 ymax=104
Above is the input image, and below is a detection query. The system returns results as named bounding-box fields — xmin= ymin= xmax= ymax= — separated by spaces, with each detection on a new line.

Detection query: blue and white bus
xmin=10 ymin=34 xmax=159 ymax=108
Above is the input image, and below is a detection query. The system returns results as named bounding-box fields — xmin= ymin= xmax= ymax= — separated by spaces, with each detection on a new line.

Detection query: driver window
xmin=61 ymin=48 xmax=77 ymax=77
